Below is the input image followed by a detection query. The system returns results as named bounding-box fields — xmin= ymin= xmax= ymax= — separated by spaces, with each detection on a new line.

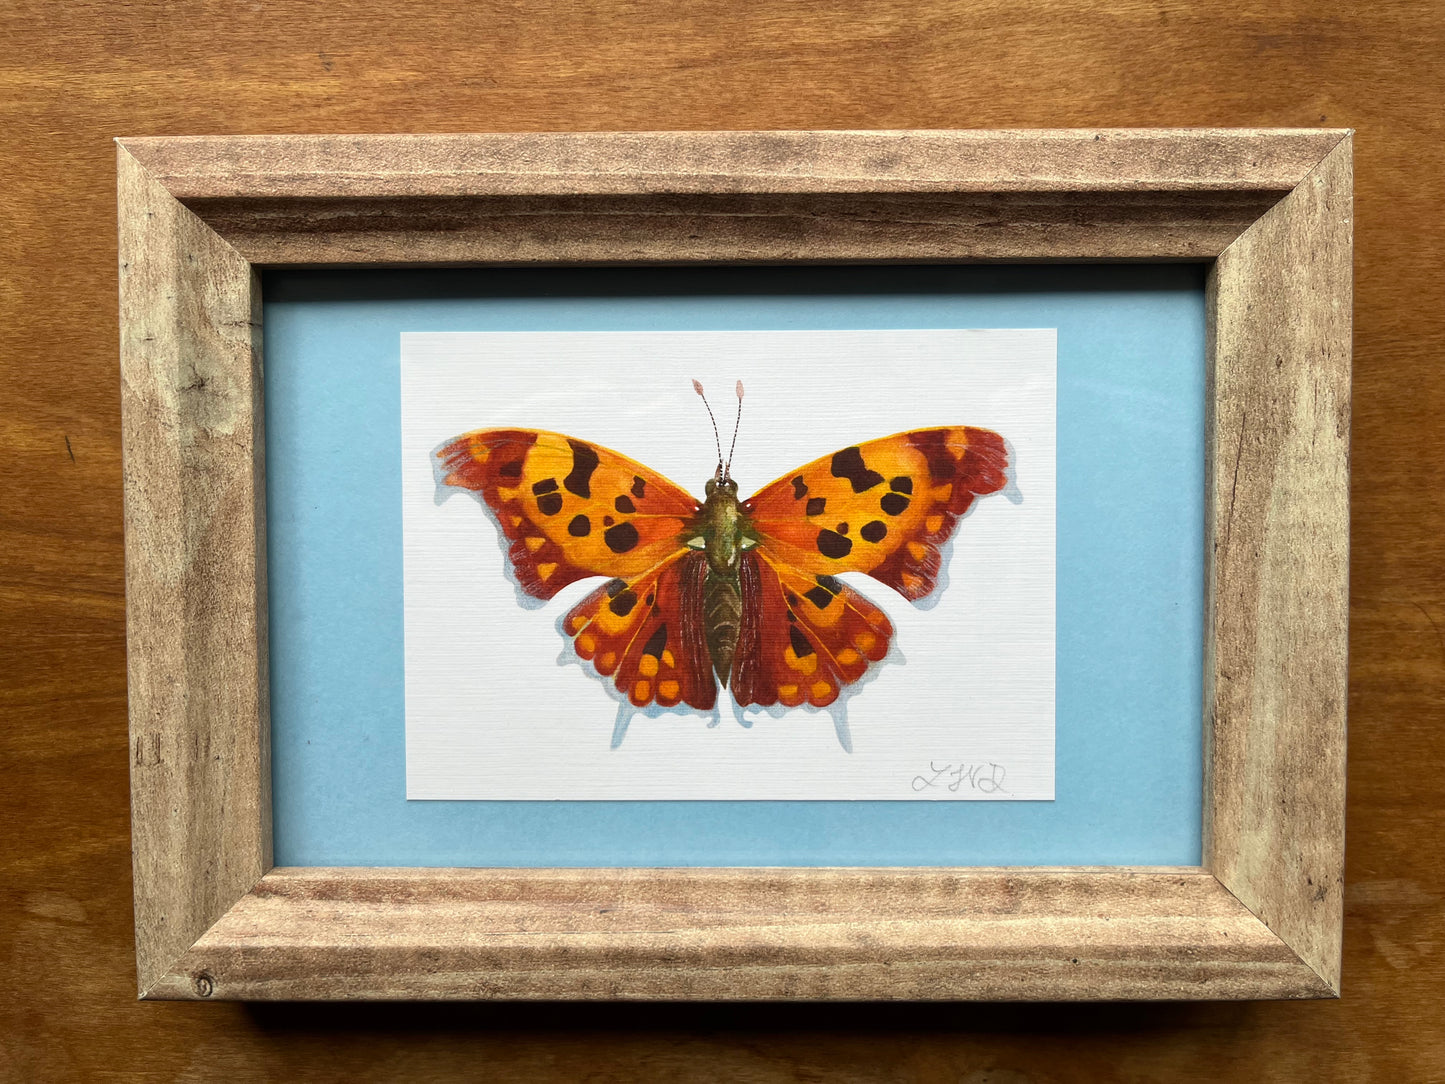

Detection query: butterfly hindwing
xmin=436 ymin=428 xmax=702 ymax=599
xmin=742 ymin=427 xmax=1009 ymax=601
xmin=564 ymin=551 xmax=716 ymax=710
xmin=731 ymin=551 xmax=894 ymax=708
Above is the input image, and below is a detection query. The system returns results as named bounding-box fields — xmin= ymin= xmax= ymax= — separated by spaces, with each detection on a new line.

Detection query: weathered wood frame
xmin=118 ymin=129 xmax=1351 ymax=1001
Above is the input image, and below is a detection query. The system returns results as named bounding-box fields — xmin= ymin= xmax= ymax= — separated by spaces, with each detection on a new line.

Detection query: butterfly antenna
xmin=724 ymin=380 xmax=744 ymax=480
xmin=692 ymin=379 xmax=724 ymax=478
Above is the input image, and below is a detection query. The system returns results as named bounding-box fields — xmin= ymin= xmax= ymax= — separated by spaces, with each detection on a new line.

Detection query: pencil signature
xmin=911 ymin=761 xmax=1009 ymax=794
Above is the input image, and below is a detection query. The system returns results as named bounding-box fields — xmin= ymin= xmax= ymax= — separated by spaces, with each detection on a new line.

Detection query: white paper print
xmin=403 ymin=329 xmax=1055 ymax=800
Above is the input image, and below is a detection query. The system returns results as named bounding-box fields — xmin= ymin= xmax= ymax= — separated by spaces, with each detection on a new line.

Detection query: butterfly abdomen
xmin=703 ymin=571 xmax=742 ymax=684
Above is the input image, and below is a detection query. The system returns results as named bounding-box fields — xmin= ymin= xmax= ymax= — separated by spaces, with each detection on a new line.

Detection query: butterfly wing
xmin=742 ymin=427 xmax=1009 ymax=601
xmin=730 ymin=427 xmax=1007 ymax=708
xmin=563 ymin=552 xmax=717 ymax=710
xmin=436 ymin=428 xmax=702 ymax=599
xmin=437 ymin=428 xmax=715 ymax=710
xmin=731 ymin=551 xmax=893 ymax=708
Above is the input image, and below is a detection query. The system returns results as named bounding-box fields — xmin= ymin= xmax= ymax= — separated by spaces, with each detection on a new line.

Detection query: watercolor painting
xmin=433 ymin=382 xmax=1010 ymax=747
xmin=402 ymin=329 xmax=1053 ymax=801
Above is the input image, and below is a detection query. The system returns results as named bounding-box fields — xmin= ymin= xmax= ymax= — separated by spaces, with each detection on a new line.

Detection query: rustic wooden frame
xmin=118 ymin=129 xmax=1351 ymax=1001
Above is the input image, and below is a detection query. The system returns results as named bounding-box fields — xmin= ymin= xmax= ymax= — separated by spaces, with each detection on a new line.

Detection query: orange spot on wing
xmin=854 ymin=631 xmax=877 ymax=653
xmin=810 ymin=681 xmax=836 ymax=704
xmin=901 ymin=571 xmax=925 ymax=595
xmin=836 ymin=647 xmax=860 ymax=666
xmin=536 ymin=562 xmax=557 ymax=580
xmin=569 ymin=614 xmax=588 ymax=632
xmin=906 ymin=541 xmax=927 ymax=561
xmin=631 ymin=680 xmax=651 ymax=704
xmin=526 ymin=536 xmax=547 ymax=552
xmin=639 ymin=655 xmax=659 ymax=677
xmin=576 ymin=632 xmax=597 ymax=655
xmin=925 ymin=514 xmax=945 ymax=534
xmin=779 ymin=684 xmax=802 ymax=705
xmin=598 ymin=651 xmax=618 ymax=674
xmin=784 ymin=647 xmax=818 ymax=675
xmin=658 ymin=679 xmax=680 ymax=701
xmin=661 ymin=649 xmax=675 ymax=668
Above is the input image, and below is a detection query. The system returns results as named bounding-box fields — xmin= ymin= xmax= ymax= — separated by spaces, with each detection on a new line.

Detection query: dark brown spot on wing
xmin=642 ymin=624 xmax=667 ymax=657
xmin=568 ymin=514 xmax=591 ymax=537
xmin=860 ymin=520 xmax=887 ymax=543
xmin=830 ymin=446 xmax=884 ymax=493
xmin=791 ymin=476 xmax=808 ymax=499
xmin=803 ymin=575 xmax=841 ymax=610
xmin=909 ymin=429 xmax=961 ymax=482
xmin=605 ymin=578 xmax=628 ymax=598
xmin=789 ymin=626 xmax=815 ymax=658
xmin=608 ymin=589 xmax=638 ymax=616
xmin=890 ymin=476 xmax=913 ymax=494
xmin=532 ymin=478 xmax=558 ymax=495
xmin=631 ymin=476 xmax=647 ymax=499
xmin=603 ymin=521 xmax=640 ymax=553
xmin=881 ymin=492 xmax=910 ymax=516
xmin=816 ymin=529 xmax=853 ymax=559
xmin=537 ymin=492 xmax=563 ymax=516
xmin=614 ymin=495 xmax=636 ymax=514
xmin=563 ymin=440 xmax=600 ymax=498
xmin=805 ymin=496 xmax=826 ymax=517
xmin=803 ymin=585 xmax=834 ymax=609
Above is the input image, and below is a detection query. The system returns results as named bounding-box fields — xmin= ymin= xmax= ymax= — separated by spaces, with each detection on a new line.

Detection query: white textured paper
xmin=403 ymin=329 xmax=1055 ymax=800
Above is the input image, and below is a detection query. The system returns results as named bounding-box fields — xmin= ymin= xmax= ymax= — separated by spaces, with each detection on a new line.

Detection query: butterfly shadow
xmin=550 ymin=610 xmax=906 ymax=756
xmin=909 ymin=433 xmax=1022 ymax=614
xmin=547 ymin=615 xmax=732 ymax=750
xmin=432 ymin=432 xmax=1023 ymax=754
xmin=432 ymin=444 xmax=552 ymax=612
xmin=728 ymin=636 xmax=908 ymax=755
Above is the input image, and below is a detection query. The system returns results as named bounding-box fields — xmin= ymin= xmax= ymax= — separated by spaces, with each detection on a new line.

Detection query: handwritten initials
xmin=911 ymin=761 xmax=1008 ymax=794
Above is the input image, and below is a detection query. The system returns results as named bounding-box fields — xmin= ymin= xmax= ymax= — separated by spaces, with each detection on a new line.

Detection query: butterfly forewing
xmin=743 ymin=427 xmax=1009 ymax=601
xmin=436 ymin=428 xmax=701 ymax=599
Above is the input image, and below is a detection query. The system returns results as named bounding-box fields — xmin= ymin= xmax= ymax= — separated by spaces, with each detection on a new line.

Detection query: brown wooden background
xmin=3 ymin=0 xmax=1442 ymax=1080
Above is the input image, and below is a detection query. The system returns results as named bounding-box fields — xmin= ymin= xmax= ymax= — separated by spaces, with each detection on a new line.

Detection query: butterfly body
xmin=690 ymin=475 xmax=758 ymax=683
xmin=435 ymin=422 xmax=1010 ymax=720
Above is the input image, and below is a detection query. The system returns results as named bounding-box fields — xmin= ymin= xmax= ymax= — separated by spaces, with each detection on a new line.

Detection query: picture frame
xmin=118 ymin=128 xmax=1351 ymax=1001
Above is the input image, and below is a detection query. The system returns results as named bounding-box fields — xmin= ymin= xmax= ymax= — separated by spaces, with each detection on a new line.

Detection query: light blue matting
xmin=264 ymin=265 xmax=1205 ymax=866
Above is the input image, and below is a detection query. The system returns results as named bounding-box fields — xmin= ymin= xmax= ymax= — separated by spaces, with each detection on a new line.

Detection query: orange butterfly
xmin=434 ymin=382 xmax=1009 ymax=720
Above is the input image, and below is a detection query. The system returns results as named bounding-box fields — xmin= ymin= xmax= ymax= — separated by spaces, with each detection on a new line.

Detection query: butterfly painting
xmin=434 ymin=381 xmax=1010 ymax=735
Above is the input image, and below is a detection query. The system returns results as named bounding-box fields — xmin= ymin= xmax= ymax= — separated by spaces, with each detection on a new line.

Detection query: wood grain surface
xmin=114 ymin=129 xmax=1346 ymax=1004
xmin=118 ymin=147 xmax=273 ymax=999
xmin=118 ymin=129 xmax=1334 ymax=266
xmin=1 ymin=0 xmax=1441 ymax=1080
xmin=149 ymin=868 xmax=1328 ymax=1002
xmin=1204 ymin=138 xmax=1351 ymax=992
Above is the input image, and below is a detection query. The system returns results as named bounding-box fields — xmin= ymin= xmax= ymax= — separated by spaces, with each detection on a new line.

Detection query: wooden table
xmin=2 ymin=1 xmax=1441 ymax=1078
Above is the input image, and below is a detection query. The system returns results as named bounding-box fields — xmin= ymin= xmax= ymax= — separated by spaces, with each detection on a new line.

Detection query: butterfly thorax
xmin=692 ymin=477 xmax=759 ymax=684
